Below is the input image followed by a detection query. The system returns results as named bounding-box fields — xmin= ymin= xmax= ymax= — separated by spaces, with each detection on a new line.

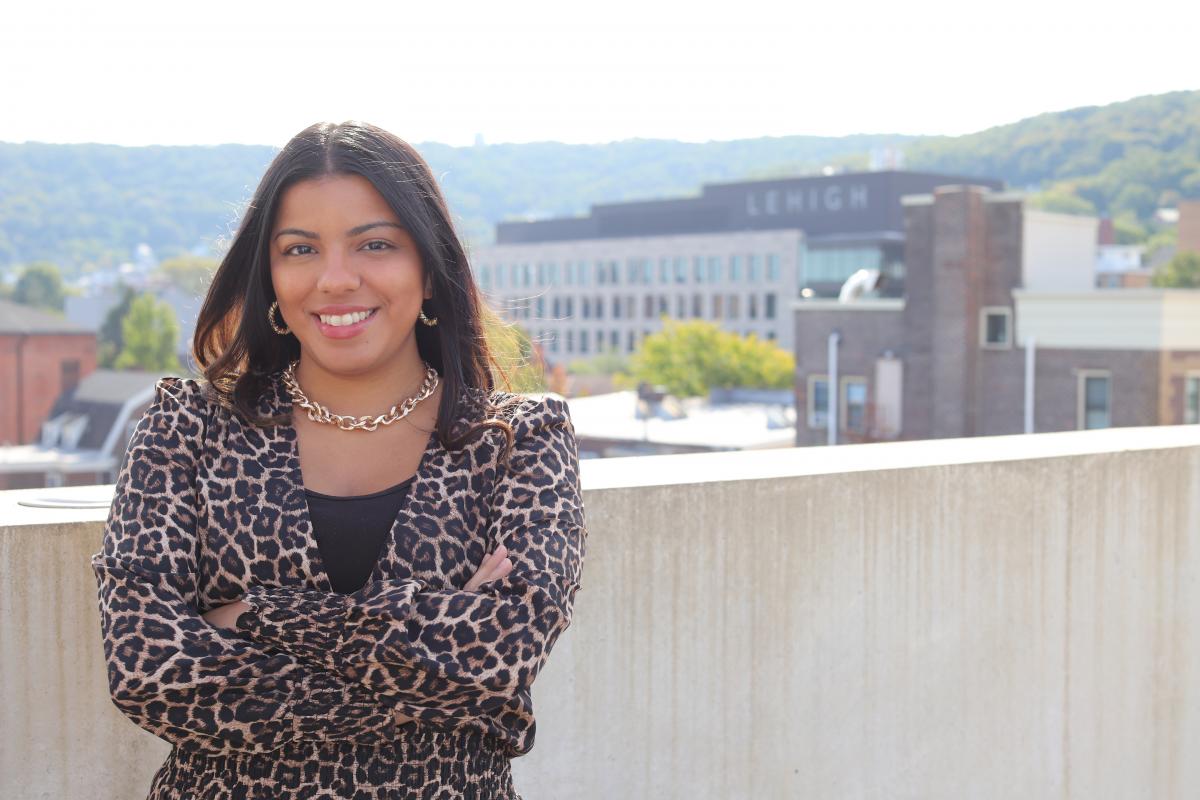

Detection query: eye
xmin=283 ymin=243 xmax=315 ymax=256
xmin=363 ymin=240 xmax=393 ymax=252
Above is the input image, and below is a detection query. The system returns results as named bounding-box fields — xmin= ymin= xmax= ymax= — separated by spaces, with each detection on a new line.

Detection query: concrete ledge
xmin=4 ymin=427 xmax=1200 ymax=798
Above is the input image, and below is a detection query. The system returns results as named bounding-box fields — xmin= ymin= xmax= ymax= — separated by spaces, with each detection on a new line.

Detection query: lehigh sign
xmin=745 ymin=183 xmax=870 ymax=217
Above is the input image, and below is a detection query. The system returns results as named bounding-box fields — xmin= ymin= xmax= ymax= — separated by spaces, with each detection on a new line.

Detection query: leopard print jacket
xmin=91 ymin=370 xmax=587 ymax=798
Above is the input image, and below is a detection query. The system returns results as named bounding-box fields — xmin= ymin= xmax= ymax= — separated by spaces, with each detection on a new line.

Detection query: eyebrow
xmin=273 ymin=221 xmax=406 ymax=241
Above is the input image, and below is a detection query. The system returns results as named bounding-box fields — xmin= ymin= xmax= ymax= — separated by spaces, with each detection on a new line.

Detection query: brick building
xmin=793 ymin=185 xmax=1200 ymax=446
xmin=1180 ymin=199 xmax=1200 ymax=255
xmin=0 ymin=299 xmax=97 ymax=445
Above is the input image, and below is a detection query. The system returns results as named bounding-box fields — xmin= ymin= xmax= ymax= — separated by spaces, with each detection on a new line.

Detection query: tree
xmin=13 ymin=262 xmax=66 ymax=311
xmin=481 ymin=306 xmax=547 ymax=393
xmin=156 ymin=255 xmax=218 ymax=296
xmin=114 ymin=293 xmax=182 ymax=373
xmin=98 ymin=284 xmax=138 ymax=367
xmin=1152 ymin=252 xmax=1200 ymax=289
xmin=1027 ymin=189 xmax=1095 ymax=216
xmin=615 ymin=317 xmax=794 ymax=397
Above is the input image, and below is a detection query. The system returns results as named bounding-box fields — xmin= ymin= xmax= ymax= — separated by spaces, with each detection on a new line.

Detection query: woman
xmin=91 ymin=121 xmax=587 ymax=799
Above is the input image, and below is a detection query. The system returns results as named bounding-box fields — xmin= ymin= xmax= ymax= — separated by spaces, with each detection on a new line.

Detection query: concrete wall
xmin=1022 ymin=210 xmax=1098 ymax=293
xmin=3 ymin=425 xmax=1200 ymax=799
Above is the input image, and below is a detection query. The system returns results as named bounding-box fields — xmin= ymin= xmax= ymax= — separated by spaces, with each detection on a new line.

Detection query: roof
xmin=46 ymin=369 xmax=163 ymax=450
xmin=563 ymin=390 xmax=796 ymax=451
xmin=0 ymin=298 xmax=92 ymax=335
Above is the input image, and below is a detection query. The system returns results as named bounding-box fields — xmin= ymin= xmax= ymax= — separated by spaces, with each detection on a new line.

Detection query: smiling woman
xmin=90 ymin=121 xmax=588 ymax=800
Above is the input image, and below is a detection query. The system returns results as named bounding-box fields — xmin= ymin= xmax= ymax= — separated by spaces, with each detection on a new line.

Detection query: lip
xmin=311 ymin=307 xmax=380 ymax=340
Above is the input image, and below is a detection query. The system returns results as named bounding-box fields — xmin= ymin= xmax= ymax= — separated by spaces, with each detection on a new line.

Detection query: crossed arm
xmin=93 ymin=379 xmax=585 ymax=755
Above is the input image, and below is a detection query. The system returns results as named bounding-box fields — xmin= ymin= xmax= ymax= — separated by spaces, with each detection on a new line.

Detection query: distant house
xmin=0 ymin=368 xmax=161 ymax=490
xmin=0 ymin=299 xmax=97 ymax=446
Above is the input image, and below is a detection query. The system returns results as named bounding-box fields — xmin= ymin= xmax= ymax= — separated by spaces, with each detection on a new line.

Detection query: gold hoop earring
xmin=419 ymin=306 xmax=438 ymax=327
xmin=268 ymin=300 xmax=291 ymax=335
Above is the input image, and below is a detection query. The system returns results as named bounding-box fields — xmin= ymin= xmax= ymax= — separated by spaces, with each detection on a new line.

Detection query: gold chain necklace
xmin=281 ymin=360 xmax=440 ymax=432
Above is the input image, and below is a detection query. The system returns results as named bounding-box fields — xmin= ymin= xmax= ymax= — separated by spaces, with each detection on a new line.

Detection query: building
xmin=1180 ymin=199 xmax=1200 ymax=255
xmin=473 ymin=171 xmax=1003 ymax=366
xmin=0 ymin=299 xmax=97 ymax=445
xmin=0 ymin=368 xmax=159 ymax=490
xmin=1095 ymin=243 xmax=1150 ymax=288
xmin=793 ymin=185 xmax=1200 ymax=446
xmin=563 ymin=386 xmax=796 ymax=458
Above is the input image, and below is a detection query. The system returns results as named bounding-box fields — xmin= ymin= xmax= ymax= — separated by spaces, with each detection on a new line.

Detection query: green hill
xmin=2 ymin=90 xmax=1197 ymax=276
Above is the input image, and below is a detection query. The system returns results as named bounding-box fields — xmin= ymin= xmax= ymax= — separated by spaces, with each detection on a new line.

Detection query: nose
xmin=315 ymin=249 xmax=361 ymax=293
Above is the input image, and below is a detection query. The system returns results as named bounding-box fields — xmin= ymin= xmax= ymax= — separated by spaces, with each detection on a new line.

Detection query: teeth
xmin=319 ymin=309 xmax=374 ymax=326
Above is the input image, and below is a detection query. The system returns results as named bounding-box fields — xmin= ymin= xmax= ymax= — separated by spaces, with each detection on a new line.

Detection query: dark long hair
xmin=192 ymin=121 xmax=522 ymax=454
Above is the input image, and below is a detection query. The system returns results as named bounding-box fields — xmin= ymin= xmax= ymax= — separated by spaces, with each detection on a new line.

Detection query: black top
xmin=304 ymin=475 xmax=416 ymax=594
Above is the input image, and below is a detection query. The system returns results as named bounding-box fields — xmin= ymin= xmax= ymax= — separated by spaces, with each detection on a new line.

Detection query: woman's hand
xmin=464 ymin=544 xmax=512 ymax=591
xmin=202 ymin=600 xmax=251 ymax=631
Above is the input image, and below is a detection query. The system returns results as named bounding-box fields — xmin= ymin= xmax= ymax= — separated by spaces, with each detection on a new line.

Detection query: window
xmin=658 ymin=295 xmax=668 ymax=315
xmin=728 ymin=294 xmax=740 ymax=319
xmin=61 ymin=359 xmax=81 ymax=396
xmin=644 ymin=295 xmax=654 ymax=319
xmin=596 ymin=295 xmax=604 ymax=320
xmin=841 ymin=377 xmax=868 ymax=433
xmin=766 ymin=253 xmax=780 ymax=282
xmin=692 ymin=293 xmax=703 ymax=318
xmin=565 ymin=296 xmax=574 ymax=318
xmin=980 ymin=307 xmax=1012 ymax=349
xmin=675 ymin=295 xmax=686 ymax=318
xmin=674 ymin=257 xmax=687 ymax=284
xmin=596 ymin=260 xmax=607 ymax=285
xmin=729 ymin=255 xmax=742 ymax=281
xmin=707 ymin=256 xmax=722 ymax=283
xmin=1077 ymin=370 xmax=1111 ymax=429
xmin=748 ymin=294 xmax=758 ymax=319
xmin=566 ymin=329 xmax=574 ymax=353
xmin=535 ymin=297 xmax=545 ymax=318
xmin=548 ymin=262 xmax=559 ymax=286
xmin=627 ymin=259 xmax=640 ymax=284
xmin=580 ymin=330 xmax=590 ymax=354
xmin=807 ymin=375 xmax=829 ymax=429
xmin=610 ymin=330 xmax=619 ymax=350
xmin=712 ymin=294 xmax=723 ymax=319
xmin=642 ymin=259 xmax=654 ymax=284
xmin=748 ymin=254 xmax=760 ymax=281
xmin=611 ymin=296 xmax=621 ymax=319
xmin=1187 ymin=374 xmax=1200 ymax=424
xmin=658 ymin=258 xmax=669 ymax=283
xmin=582 ymin=297 xmax=591 ymax=319
xmin=765 ymin=293 xmax=777 ymax=319
xmin=552 ymin=297 xmax=561 ymax=318
xmin=495 ymin=263 xmax=506 ymax=289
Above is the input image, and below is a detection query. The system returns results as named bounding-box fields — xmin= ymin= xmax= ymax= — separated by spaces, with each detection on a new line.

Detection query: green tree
xmin=13 ymin=261 xmax=66 ymax=310
xmin=1152 ymin=252 xmax=1200 ymax=289
xmin=615 ymin=318 xmax=794 ymax=397
xmin=156 ymin=255 xmax=218 ymax=295
xmin=98 ymin=284 xmax=138 ymax=367
xmin=1027 ymin=189 xmax=1096 ymax=216
xmin=482 ymin=307 xmax=547 ymax=393
xmin=114 ymin=293 xmax=182 ymax=372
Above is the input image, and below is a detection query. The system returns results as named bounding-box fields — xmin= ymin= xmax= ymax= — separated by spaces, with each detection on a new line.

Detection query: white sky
xmin=2 ymin=0 xmax=1196 ymax=148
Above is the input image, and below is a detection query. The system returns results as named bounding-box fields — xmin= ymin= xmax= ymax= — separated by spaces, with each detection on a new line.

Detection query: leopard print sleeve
xmin=234 ymin=395 xmax=588 ymax=753
xmin=91 ymin=377 xmax=406 ymax=755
